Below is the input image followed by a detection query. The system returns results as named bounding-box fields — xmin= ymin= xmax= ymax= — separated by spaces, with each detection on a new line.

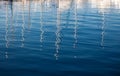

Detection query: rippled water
xmin=0 ymin=0 xmax=120 ymax=76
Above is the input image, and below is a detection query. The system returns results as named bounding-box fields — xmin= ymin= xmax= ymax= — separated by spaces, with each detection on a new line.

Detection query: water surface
xmin=0 ymin=0 xmax=120 ymax=76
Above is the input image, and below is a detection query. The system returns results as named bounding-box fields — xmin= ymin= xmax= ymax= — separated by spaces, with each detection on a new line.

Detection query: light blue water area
xmin=0 ymin=0 xmax=120 ymax=76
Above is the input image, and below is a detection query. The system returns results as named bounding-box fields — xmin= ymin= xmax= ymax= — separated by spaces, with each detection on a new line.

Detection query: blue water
xmin=0 ymin=0 xmax=120 ymax=76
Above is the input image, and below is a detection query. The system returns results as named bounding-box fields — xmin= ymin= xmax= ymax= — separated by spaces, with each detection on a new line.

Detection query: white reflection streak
xmin=21 ymin=2 xmax=25 ymax=47
xmin=5 ymin=2 xmax=9 ymax=48
xmin=73 ymin=1 xmax=78 ymax=48
xmin=55 ymin=1 xmax=61 ymax=60
xmin=15 ymin=3 xmax=18 ymax=27
xmin=40 ymin=1 xmax=44 ymax=50
xmin=10 ymin=1 xmax=15 ymax=47
xmin=40 ymin=2 xmax=43 ymax=43
xmin=5 ymin=3 xmax=8 ymax=59
xmin=11 ymin=1 xmax=14 ymax=33
xmin=101 ymin=12 xmax=105 ymax=48
xmin=28 ymin=1 xmax=31 ymax=30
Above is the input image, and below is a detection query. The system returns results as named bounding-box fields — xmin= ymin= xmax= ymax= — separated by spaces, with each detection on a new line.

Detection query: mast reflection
xmin=5 ymin=2 xmax=9 ymax=59
xmin=28 ymin=0 xmax=31 ymax=30
xmin=73 ymin=0 xmax=78 ymax=48
xmin=101 ymin=11 xmax=105 ymax=49
xmin=10 ymin=0 xmax=15 ymax=47
xmin=5 ymin=2 xmax=9 ymax=48
xmin=40 ymin=1 xmax=44 ymax=50
xmin=21 ymin=1 xmax=25 ymax=47
xmin=55 ymin=0 xmax=61 ymax=60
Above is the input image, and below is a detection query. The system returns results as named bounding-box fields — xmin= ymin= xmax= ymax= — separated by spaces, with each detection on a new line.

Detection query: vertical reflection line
xmin=73 ymin=1 xmax=77 ymax=48
xmin=10 ymin=0 xmax=13 ymax=32
xmin=10 ymin=0 xmax=14 ymax=47
xmin=5 ymin=2 xmax=9 ymax=48
xmin=15 ymin=2 xmax=18 ymax=27
xmin=40 ymin=1 xmax=44 ymax=50
xmin=28 ymin=0 xmax=31 ymax=30
xmin=101 ymin=12 xmax=105 ymax=48
xmin=5 ymin=2 xmax=8 ymax=59
xmin=55 ymin=0 xmax=61 ymax=60
xmin=66 ymin=0 xmax=73 ymax=26
xmin=21 ymin=2 xmax=25 ymax=47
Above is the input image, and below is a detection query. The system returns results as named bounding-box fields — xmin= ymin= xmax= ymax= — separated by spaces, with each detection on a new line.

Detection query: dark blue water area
xmin=0 ymin=0 xmax=120 ymax=76
xmin=0 ymin=47 xmax=120 ymax=76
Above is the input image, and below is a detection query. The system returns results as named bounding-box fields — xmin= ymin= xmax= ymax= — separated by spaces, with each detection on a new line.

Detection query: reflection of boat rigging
xmin=5 ymin=0 xmax=15 ymax=48
xmin=55 ymin=0 xmax=61 ymax=60
xmin=5 ymin=2 xmax=9 ymax=48
xmin=101 ymin=12 xmax=105 ymax=48
xmin=28 ymin=0 xmax=31 ymax=30
xmin=5 ymin=2 xmax=9 ymax=59
xmin=73 ymin=0 xmax=78 ymax=48
xmin=21 ymin=1 xmax=25 ymax=47
xmin=66 ymin=0 xmax=74 ymax=26
xmin=9 ymin=0 xmax=14 ymax=31
xmin=9 ymin=0 xmax=15 ymax=47
xmin=40 ymin=1 xmax=44 ymax=50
